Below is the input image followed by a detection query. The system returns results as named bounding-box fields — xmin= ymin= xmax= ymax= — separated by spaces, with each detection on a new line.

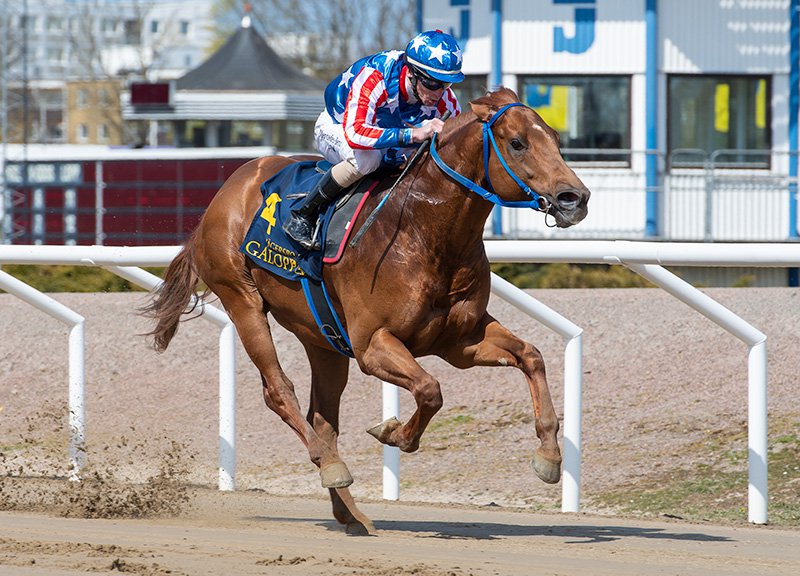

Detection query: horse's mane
xmin=443 ymin=86 xmax=522 ymax=139
xmin=470 ymin=86 xmax=520 ymax=110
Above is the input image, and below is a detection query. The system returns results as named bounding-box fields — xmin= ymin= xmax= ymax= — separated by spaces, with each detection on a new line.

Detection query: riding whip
xmin=349 ymin=111 xmax=452 ymax=248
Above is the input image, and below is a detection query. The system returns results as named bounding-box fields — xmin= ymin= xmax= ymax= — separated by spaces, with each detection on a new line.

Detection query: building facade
xmin=120 ymin=14 xmax=325 ymax=151
xmin=66 ymin=80 xmax=127 ymax=146
xmin=422 ymin=0 xmax=798 ymax=249
xmin=1 ymin=0 xmax=215 ymax=145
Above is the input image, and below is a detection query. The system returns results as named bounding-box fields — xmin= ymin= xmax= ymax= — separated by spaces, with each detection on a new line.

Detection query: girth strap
xmin=300 ymin=277 xmax=354 ymax=357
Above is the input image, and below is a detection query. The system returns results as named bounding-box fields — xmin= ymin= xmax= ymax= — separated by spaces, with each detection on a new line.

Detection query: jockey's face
xmin=407 ymin=66 xmax=449 ymax=107
xmin=416 ymin=81 xmax=445 ymax=107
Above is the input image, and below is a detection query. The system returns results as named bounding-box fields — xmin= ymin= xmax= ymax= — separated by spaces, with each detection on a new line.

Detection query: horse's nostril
xmin=556 ymin=190 xmax=580 ymax=211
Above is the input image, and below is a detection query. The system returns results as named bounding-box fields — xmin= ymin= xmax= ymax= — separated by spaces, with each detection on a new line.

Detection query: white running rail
xmin=0 ymin=245 xmax=239 ymax=492
xmin=0 ymin=268 xmax=86 ymax=481
xmin=3 ymin=241 xmax=800 ymax=524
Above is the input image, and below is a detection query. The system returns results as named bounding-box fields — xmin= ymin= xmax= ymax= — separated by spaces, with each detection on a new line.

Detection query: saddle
xmin=240 ymin=160 xmax=384 ymax=357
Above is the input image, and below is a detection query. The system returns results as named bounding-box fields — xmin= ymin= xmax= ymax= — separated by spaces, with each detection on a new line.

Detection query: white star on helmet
xmin=453 ymin=46 xmax=463 ymax=64
xmin=428 ymin=42 xmax=448 ymax=63
xmin=410 ymin=35 xmax=427 ymax=52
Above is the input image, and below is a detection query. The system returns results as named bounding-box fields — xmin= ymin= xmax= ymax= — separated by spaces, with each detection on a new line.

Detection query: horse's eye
xmin=510 ymin=139 xmax=525 ymax=151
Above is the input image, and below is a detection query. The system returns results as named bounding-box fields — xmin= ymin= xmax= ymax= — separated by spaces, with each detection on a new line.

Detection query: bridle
xmin=429 ymin=102 xmax=552 ymax=214
xmin=350 ymin=102 xmax=557 ymax=248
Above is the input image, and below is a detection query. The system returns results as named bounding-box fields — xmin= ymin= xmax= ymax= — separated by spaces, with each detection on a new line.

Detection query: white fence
xmin=3 ymin=241 xmax=800 ymax=524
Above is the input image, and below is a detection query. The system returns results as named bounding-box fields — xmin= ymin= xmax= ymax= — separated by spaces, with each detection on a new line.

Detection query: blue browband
xmin=429 ymin=102 xmax=547 ymax=210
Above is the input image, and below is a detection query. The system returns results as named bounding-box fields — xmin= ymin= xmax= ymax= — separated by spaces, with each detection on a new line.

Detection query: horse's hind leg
xmin=445 ymin=316 xmax=562 ymax=485
xmin=329 ymin=488 xmax=375 ymax=536
xmin=305 ymin=345 xmax=351 ymax=486
xmin=214 ymin=287 xmax=351 ymax=488
xmin=304 ymin=345 xmax=373 ymax=534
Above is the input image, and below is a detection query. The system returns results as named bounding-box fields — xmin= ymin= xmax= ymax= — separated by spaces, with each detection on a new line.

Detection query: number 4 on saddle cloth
xmin=240 ymin=160 xmax=381 ymax=358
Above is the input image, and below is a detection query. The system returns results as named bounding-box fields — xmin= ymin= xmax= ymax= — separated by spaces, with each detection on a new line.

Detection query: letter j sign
xmin=553 ymin=0 xmax=596 ymax=54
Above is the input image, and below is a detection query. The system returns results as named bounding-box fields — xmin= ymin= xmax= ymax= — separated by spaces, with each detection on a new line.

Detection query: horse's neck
xmin=397 ymin=176 xmax=488 ymax=259
xmin=406 ymin=123 xmax=492 ymax=252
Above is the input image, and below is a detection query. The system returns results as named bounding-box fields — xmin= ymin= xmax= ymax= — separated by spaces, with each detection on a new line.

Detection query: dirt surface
xmin=1 ymin=287 xmax=799 ymax=574
xmin=3 ymin=488 xmax=800 ymax=576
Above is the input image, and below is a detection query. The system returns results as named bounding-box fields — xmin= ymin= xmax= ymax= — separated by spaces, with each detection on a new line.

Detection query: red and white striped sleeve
xmin=342 ymin=67 xmax=407 ymax=150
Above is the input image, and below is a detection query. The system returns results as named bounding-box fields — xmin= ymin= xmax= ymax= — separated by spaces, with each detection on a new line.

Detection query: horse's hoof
xmin=531 ymin=450 xmax=562 ymax=484
xmin=331 ymin=487 xmax=376 ymax=536
xmin=320 ymin=462 xmax=353 ymax=488
xmin=346 ymin=519 xmax=375 ymax=536
xmin=366 ymin=417 xmax=401 ymax=444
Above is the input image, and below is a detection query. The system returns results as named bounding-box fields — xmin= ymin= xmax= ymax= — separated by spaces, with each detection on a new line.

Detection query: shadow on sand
xmin=253 ymin=515 xmax=733 ymax=543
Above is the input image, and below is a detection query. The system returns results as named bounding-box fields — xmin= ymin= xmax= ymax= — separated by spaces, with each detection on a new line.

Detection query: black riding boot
xmin=283 ymin=170 xmax=345 ymax=250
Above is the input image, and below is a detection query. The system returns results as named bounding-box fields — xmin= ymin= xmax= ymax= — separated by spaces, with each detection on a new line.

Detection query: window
xmin=77 ymin=124 xmax=88 ymax=142
xmin=21 ymin=15 xmax=37 ymax=31
xmin=150 ymin=20 xmax=159 ymax=34
xmin=272 ymin=120 xmax=314 ymax=151
xmin=46 ymin=111 xmax=63 ymax=141
xmin=47 ymin=47 xmax=63 ymax=63
xmin=230 ymin=121 xmax=265 ymax=146
xmin=97 ymin=124 xmax=109 ymax=143
xmin=177 ymin=120 xmax=207 ymax=147
xmin=285 ymin=121 xmax=310 ymax=150
xmin=124 ymin=19 xmax=141 ymax=44
xmin=46 ymin=17 xmax=63 ymax=31
xmin=76 ymin=89 xmax=88 ymax=108
xmin=179 ymin=20 xmax=190 ymax=35
xmin=519 ymin=75 xmax=631 ymax=163
xmin=668 ymin=75 xmax=770 ymax=167
xmin=101 ymin=18 xmax=116 ymax=34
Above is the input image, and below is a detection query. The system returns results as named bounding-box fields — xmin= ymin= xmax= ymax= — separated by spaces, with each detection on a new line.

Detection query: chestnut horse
xmin=142 ymin=88 xmax=590 ymax=534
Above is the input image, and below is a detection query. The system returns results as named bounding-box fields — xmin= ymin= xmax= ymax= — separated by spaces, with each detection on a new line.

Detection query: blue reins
xmin=429 ymin=102 xmax=548 ymax=211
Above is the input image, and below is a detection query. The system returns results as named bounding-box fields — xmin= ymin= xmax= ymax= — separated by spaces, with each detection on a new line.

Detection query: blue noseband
xmin=429 ymin=102 xmax=548 ymax=210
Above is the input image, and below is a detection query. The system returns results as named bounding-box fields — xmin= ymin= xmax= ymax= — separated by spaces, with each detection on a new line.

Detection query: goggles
xmin=411 ymin=67 xmax=452 ymax=92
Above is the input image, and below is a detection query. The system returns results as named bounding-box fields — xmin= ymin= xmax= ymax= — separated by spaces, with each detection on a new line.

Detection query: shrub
xmin=491 ymin=263 xmax=653 ymax=289
xmin=0 ymin=265 xmax=164 ymax=293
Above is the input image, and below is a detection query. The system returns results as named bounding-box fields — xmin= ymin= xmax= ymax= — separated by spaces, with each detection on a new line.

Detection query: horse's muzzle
xmin=551 ymin=187 xmax=590 ymax=228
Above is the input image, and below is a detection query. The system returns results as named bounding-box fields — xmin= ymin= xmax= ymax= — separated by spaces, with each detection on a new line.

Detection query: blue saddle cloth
xmin=239 ymin=160 xmax=385 ymax=357
xmin=240 ymin=161 xmax=330 ymax=282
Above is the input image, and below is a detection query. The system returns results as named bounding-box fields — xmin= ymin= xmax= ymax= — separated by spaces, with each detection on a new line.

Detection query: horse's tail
xmin=140 ymin=234 xmax=206 ymax=353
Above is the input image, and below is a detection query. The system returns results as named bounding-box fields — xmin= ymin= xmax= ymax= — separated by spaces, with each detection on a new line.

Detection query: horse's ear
xmin=496 ymin=86 xmax=520 ymax=102
xmin=469 ymin=87 xmax=521 ymax=122
xmin=470 ymin=94 xmax=498 ymax=122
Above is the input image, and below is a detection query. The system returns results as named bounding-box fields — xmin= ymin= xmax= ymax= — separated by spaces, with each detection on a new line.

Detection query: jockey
xmin=283 ymin=29 xmax=464 ymax=250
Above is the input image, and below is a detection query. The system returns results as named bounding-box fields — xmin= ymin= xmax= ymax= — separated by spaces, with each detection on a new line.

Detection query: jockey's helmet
xmin=405 ymin=30 xmax=465 ymax=84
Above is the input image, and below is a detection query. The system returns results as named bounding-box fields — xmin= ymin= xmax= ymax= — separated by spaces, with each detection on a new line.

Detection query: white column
xmin=205 ymin=121 xmax=220 ymax=147
xmin=218 ymin=322 xmax=237 ymax=491
xmin=382 ymin=382 xmax=400 ymax=500
xmin=148 ymin=120 xmax=158 ymax=147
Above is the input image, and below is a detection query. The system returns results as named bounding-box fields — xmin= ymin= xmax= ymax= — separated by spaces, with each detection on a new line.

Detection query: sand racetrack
xmin=3 ymin=489 xmax=800 ymax=576
xmin=1 ymin=287 xmax=799 ymax=574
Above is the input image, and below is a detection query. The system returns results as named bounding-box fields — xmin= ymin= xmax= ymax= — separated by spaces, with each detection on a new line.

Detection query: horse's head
xmin=468 ymin=88 xmax=590 ymax=228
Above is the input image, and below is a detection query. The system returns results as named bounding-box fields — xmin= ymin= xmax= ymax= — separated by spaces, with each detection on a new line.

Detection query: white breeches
xmin=314 ymin=111 xmax=415 ymax=179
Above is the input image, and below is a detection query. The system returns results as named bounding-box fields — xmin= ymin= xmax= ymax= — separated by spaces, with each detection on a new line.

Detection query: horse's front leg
xmin=358 ymin=329 xmax=443 ymax=453
xmin=444 ymin=316 xmax=562 ymax=484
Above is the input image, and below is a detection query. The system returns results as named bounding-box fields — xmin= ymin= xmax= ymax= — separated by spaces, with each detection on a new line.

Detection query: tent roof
xmin=176 ymin=25 xmax=325 ymax=92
